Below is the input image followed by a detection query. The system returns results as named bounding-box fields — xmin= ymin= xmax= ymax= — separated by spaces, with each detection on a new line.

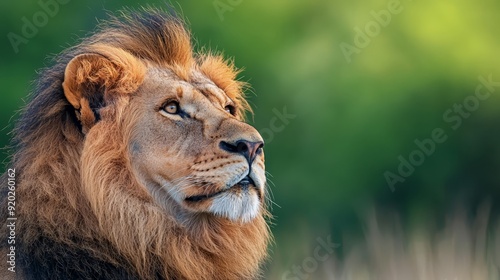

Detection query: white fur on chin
xmin=209 ymin=190 xmax=260 ymax=223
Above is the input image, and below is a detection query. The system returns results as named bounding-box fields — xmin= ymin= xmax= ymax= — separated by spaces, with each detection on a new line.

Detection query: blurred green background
xmin=1 ymin=0 xmax=500 ymax=278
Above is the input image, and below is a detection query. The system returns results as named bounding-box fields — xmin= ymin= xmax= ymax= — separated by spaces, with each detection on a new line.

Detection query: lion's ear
xmin=62 ymin=45 xmax=146 ymax=132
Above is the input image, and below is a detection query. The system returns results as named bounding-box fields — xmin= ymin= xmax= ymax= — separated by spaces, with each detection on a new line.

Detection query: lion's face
xmin=62 ymin=44 xmax=266 ymax=223
xmin=126 ymin=68 xmax=265 ymax=223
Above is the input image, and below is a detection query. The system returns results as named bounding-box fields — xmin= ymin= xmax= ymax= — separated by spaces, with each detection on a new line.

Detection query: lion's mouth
xmin=185 ymin=176 xmax=256 ymax=203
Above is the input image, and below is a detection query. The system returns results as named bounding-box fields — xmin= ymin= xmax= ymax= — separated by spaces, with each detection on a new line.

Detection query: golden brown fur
xmin=0 ymin=8 xmax=270 ymax=280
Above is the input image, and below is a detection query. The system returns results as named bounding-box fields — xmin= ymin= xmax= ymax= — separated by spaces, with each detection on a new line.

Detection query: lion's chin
xmin=183 ymin=185 xmax=261 ymax=223
xmin=207 ymin=190 xmax=261 ymax=223
xmin=182 ymin=176 xmax=263 ymax=223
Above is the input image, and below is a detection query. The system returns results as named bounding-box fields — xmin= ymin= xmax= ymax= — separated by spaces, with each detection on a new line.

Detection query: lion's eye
xmin=225 ymin=105 xmax=236 ymax=115
xmin=162 ymin=101 xmax=179 ymax=114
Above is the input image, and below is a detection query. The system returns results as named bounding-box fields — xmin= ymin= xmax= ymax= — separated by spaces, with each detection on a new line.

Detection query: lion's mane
xmin=1 ymin=9 xmax=269 ymax=280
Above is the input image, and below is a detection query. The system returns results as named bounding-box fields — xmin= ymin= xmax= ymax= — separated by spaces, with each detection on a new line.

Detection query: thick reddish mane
xmin=92 ymin=9 xmax=194 ymax=69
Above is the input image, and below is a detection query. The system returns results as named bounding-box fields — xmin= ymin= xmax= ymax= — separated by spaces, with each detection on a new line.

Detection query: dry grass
xmin=270 ymin=203 xmax=500 ymax=280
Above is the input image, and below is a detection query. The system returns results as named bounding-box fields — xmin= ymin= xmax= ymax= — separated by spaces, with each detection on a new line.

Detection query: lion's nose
xmin=219 ymin=140 xmax=264 ymax=164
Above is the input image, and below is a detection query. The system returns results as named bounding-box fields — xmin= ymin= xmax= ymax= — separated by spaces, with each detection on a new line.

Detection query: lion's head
xmin=2 ymin=9 xmax=270 ymax=280
xmin=59 ymin=9 xmax=269 ymax=225
xmin=63 ymin=33 xmax=266 ymax=224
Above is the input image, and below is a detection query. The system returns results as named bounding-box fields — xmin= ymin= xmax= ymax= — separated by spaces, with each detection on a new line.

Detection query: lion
xmin=0 ymin=8 xmax=270 ymax=280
